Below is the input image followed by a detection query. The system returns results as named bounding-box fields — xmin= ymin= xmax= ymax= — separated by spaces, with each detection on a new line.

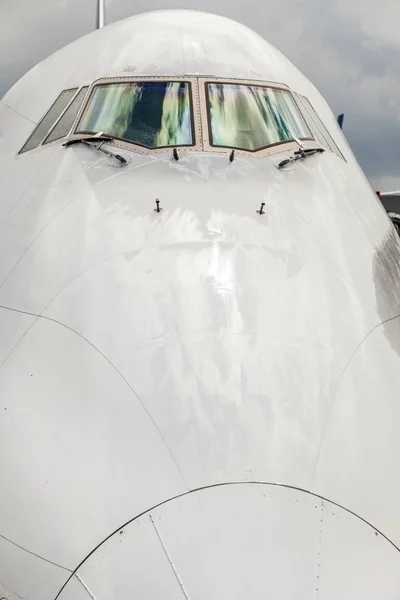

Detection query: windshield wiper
xmin=277 ymin=146 xmax=325 ymax=169
xmin=63 ymin=133 xmax=127 ymax=165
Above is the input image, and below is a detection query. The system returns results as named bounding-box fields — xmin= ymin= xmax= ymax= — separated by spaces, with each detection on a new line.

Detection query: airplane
xmin=377 ymin=191 xmax=400 ymax=235
xmin=335 ymin=113 xmax=399 ymax=234
xmin=1 ymin=2 xmax=400 ymax=599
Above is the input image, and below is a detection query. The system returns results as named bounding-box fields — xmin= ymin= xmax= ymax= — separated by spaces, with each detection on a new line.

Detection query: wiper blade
xmin=277 ymin=147 xmax=325 ymax=169
xmin=63 ymin=133 xmax=127 ymax=165
xmin=294 ymin=147 xmax=325 ymax=157
xmin=63 ymin=132 xmax=114 ymax=145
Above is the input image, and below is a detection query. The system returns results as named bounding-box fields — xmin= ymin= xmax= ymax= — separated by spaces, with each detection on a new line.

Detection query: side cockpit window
xmin=19 ymin=88 xmax=77 ymax=154
xmin=205 ymin=83 xmax=312 ymax=152
xmin=18 ymin=87 xmax=88 ymax=154
xmin=44 ymin=87 xmax=88 ymax=144
xmin=76 ymin=81 xmax=194 ymax=149
xmin=295 ymin=95 xmax=344 ymax=159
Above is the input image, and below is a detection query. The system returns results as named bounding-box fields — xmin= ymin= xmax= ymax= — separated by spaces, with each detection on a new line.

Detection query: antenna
xmin=96 ymin=0 xmax=106 ymax=29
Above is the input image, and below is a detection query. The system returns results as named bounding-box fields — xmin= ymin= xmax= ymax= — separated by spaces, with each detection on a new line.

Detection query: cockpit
xmin=18 ymin=76 xmax=343 ymax=160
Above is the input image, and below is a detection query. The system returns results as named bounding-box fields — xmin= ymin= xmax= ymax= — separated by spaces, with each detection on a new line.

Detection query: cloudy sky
xmin=1 ymin=0 xmax=399 ymax=190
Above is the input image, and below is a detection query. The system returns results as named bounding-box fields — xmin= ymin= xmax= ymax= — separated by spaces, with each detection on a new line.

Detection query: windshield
xmin=76 ymin=81 xmax=193 ymax=149
xmin=206 ymin=83 xmax=311 ymax=151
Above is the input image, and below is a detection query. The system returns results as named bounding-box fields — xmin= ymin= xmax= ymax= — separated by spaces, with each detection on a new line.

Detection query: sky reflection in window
xmin=207 ymin=83 xmax=311 ymax=151
xmin=77 ymin=81 xmax=193 ymax=148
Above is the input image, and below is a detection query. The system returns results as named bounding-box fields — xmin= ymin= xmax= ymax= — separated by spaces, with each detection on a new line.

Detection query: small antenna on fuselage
xmin=96 ymin=0 xmax=106 ymax=29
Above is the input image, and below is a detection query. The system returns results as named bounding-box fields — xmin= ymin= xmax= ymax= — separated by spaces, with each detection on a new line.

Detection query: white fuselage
xmin=1 ymin=10 xmax=400 ymax=600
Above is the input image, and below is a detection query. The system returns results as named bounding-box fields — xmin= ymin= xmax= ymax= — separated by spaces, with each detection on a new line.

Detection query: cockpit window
xmin=44 ymin=87 xmax=88 ymax=144
xmin=76 ymin=81 xmax=194 ymax=149
xmin=206 ymin=83 xmax=311 ymax=152
xmin=19 ymin=88 xmax=78 ymax=154
xmin=296 ymin=95 xmax=344 ymax=159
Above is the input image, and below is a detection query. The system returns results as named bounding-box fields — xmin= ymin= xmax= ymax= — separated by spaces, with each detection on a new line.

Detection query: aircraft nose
xmin=58 ymin=483 xmax=400 ymax=599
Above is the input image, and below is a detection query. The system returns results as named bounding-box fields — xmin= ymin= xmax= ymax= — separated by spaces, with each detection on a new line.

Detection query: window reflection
xmin=207 ymin=83 xmax=311 ymax=151
xmin=77 ymin=81 xmax=193 ymax=148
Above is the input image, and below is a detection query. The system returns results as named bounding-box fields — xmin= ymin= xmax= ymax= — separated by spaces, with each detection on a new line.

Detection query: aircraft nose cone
xmin=58 ymin=483 xmax=400 ymax=599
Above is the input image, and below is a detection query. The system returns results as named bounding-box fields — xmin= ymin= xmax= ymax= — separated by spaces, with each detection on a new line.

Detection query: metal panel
xmin=58 ymin=512 xmax=188 ymax=600
xmin=54 ymin=574 xmax=101 ymax=599
xmin=60 ymin=484 xmax=400 ymax=598
xmin=149 ymin=484 xmax=322 ymax=600
xmin=0 ymin=104 xmax=54 ymax=223
xmin=22 ymin=151 xmax=390 ymax=493
xmin=0 ymin=535 xmax=70 ymax=600
xmin=317 ymin=504 xmax=400 ymax=599
xmin=0 ymin=306 xmax=35 ymax=365
xmin=313 ymin=316 xmax=400 ymax=547
xmin=0 ymin=317 xmax=187 ymax=569
xmin=0 ymin=147 xmax=93 ymax=287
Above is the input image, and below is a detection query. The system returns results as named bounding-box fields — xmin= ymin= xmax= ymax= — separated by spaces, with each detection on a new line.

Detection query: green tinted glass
xmin=207 ymin=83 xmax=311 ymax=151
xmin=77 ymin=81 xmax=193 ymax=148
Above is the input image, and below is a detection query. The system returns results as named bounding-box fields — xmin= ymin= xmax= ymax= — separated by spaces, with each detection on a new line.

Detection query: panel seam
xmin=149 ymin=513 xmax=191 ymax=600
xmin=310 ymin=312 xmax=400 ymax=491
xmin=75 ymin=574 xmax=97 ymax=599
xmin=0 ymin=532 xmax=72 ymax=573
xmin=0 ymin=101 xmax=36 ymax=124
xmin=53 ymin=480 xmax=400 ymax=599
xmin=0 ymin=304 xmax=190 ymax=488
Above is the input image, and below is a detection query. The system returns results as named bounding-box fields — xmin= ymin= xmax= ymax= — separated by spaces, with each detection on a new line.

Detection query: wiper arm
xmin=63 ymin=133 xmax=127 ymax=165
xmin=294 ymin=147 xmax=326 ymax=158
xmin=277 ymin=146 xmax=325 ymax=169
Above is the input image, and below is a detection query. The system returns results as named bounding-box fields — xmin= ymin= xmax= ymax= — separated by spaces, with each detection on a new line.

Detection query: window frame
xmin=43 ymin=86 xmax=89 ymax=145
xmin=294 ymin=94 xmax=345 ymax=161
xmin=198 ymin=77 xmax=317 ymax=158
xmin=18 ymin=87 xmax=78 ymax=154
xmin=17 ymin=86 xmax=90 ymax=155
xmin=68 ymin=76 xmax=202 ymax=155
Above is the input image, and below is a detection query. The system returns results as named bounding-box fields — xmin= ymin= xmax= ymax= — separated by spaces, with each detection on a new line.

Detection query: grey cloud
xmin=0 ymin=0 xmax=94 ymax=97
xmin=253 ymin=0 xmax=400 ymax=189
